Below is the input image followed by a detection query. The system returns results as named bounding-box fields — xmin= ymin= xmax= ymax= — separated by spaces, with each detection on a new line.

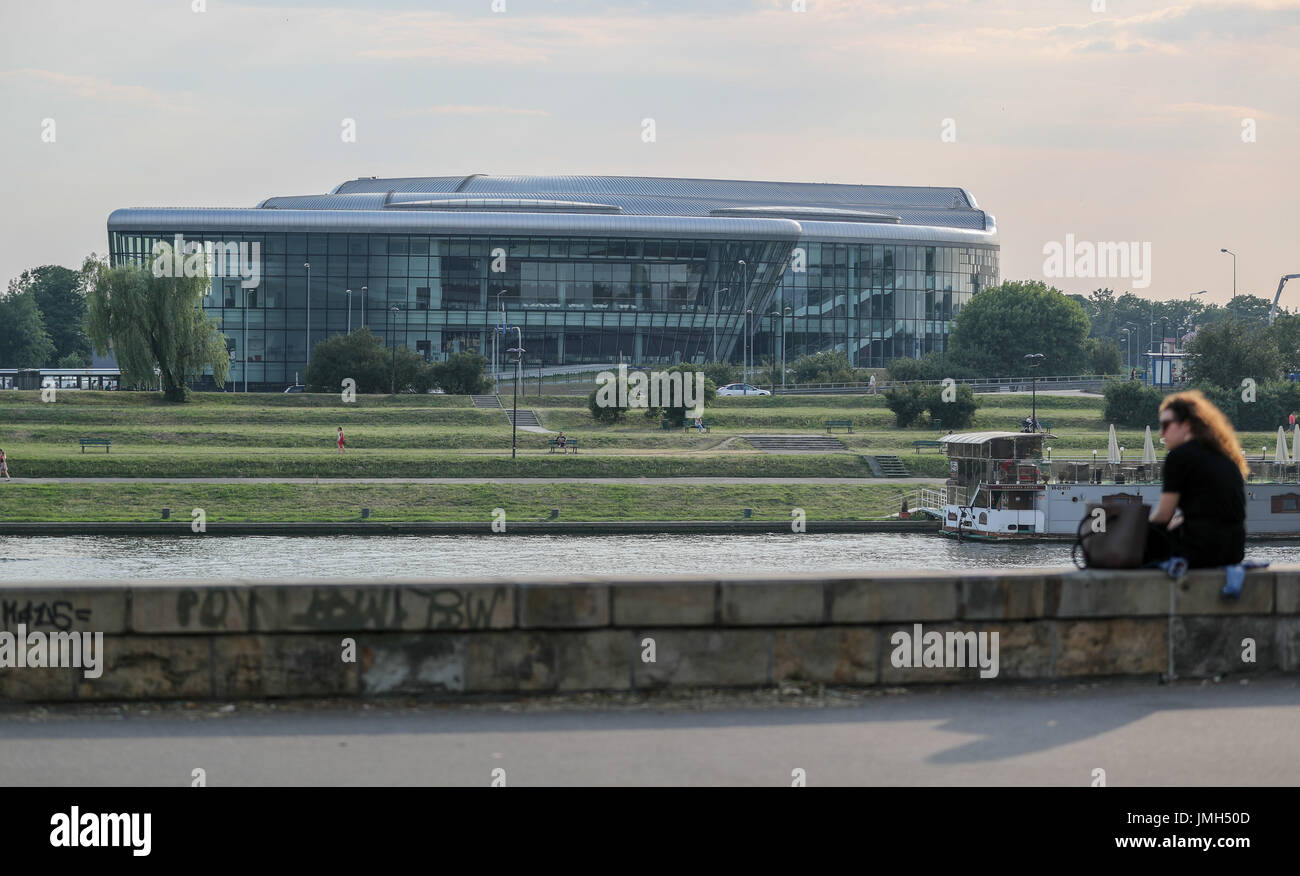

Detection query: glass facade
xmin=109 ymin=230 xmax=998 ymax=389
xmin=106 ymin=176 xmax=998 ymax=389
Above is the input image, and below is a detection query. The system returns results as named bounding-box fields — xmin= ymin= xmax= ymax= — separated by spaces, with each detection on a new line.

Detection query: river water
xmin=2 ymin=534 xmax=1299 ymax=580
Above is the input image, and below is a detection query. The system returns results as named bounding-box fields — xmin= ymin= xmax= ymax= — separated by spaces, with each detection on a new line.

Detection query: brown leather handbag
xmin=1072 ymin=502 xmax=1150 ymax=569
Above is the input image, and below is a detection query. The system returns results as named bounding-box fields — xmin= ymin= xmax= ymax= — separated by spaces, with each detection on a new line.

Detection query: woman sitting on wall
xmin=1145 ymin=390 xmax=1247 ymax=568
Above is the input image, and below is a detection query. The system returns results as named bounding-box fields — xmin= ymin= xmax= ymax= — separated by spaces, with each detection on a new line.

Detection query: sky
xmin=2 ymin=0 xmax=1297 ymax=307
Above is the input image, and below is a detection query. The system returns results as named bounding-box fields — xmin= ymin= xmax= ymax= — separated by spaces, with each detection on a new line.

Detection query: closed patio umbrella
xmin=1142 ymin=425 xmax=1157 ymax=465
xmin=1107 ymin=424 xmax=1121 ymax=464
xmin=1276 ymin=426 xmax=1290 ymax=464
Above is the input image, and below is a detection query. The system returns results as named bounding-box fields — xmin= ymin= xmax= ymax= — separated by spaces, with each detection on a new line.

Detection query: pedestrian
xmin=337 ymin=426 xmax=345 ymax=452
xmin=0 ymin=448 xmax=9 ymax=480
xmin=868 ymin=374 xmax=876 ymax=394
xmin=1130 ymin=368 xmax=1136 ymax=381
xmin=1289 ymin=412 xmax=1296 ymax=428
xmin=1144 ymin=390 xmax=1248 ymax=568
xmin=556 ymin=431 xmax=567 ymax=451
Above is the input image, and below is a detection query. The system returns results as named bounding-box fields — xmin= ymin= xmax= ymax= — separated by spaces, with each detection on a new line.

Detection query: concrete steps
xmin=471 ymin=395 xmax=502 ymax=408
xmin=743 ymin=435 xmax=846 ymax=453
xmin=871 ymin=455 xmax=912 ymax=477
xmin=505 ymin=409 xmax=541 ymax=428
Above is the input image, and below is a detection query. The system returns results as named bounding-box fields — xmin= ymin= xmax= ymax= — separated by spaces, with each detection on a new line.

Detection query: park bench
xmin=78 ymin=437 xmax=112 ymax=453
xmin=913 ymin=440 xmax=944 ymax=453
xmin=683 ymin=420 xmax=711 ymax=434
xmin=547 ymin=438 xmax=579 ymax=454
xmin=825 ymin=419 xmax=853 ymax=433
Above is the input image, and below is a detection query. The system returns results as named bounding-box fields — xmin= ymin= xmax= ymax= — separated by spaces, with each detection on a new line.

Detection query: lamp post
xmin=744 ymin=309 xmax=753 ymax=392
xmin=243 ymin=293 xmax=248 ymax=393
xmin=738 ymin=259 xmax=747 ymax=377
xmin=303 ymin=262 xmax=311 ymax=370
xmin=346 ymin=289 xmax=352 ymax=333
xmin=1024 ymin=352 xmax=1045 ymax=431
xmin=712 ymin=287 xmax=727 ymax=363
xmin=390 ymin=304 xmax=400 ymax=395
xmin=1220 ymin=248 xmax=1237 ymax=319
xmin=508 ymin=326 xmax=524 ymax=459
xmin=783 ymin=306 xmax=792 ymax=390
xmin=361 ymin=285 xmax=368 ymax=328
xmin=1120 ymin=328 xmax=1132 ymax=373
xmin=496 ymin=290 xmax=507 ymax=386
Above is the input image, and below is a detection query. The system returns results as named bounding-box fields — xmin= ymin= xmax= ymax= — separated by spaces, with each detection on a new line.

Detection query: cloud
xmin=396 ymin=105 xmax=549 ymax=117
xmin=0 ymin=68 xmax=196 ymax=113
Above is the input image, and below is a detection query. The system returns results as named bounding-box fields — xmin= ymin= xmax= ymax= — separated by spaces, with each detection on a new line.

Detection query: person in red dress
xmin=337 ymin=426 xmax=345 ymax=452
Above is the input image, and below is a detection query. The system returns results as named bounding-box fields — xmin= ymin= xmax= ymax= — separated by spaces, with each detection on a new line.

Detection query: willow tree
xmin=85 ymin=254 xmax=229 ymax=401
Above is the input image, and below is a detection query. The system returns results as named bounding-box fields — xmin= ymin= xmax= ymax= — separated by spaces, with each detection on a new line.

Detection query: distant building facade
xmin=108 ymin=175 xmax=999 ymax=390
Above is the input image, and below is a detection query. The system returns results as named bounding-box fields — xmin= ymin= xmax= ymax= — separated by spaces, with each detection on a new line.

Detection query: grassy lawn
xmin=0 ymin=482 xmax=915 ymax=522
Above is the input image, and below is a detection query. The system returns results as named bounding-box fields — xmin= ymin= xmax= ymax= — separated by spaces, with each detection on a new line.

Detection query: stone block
xmin=958 ymin=574 xmax=1049 ymax=620
xmin=213 ymin=634 xmax=359 ymax=697
xmin=828 ymin=577 xmax=957 ymax=623
xmin=634 ymin=629 xmax=768 ymax=688
xmin=1172 ymin=617 xmax=1280 ymax=676
xmin=1273 ymin=570 xmax=1300 ymax=615
xmin=0 ymin=666 xmax=78 ymax=702
xmin=131 ymin=585 xmax=255 ymax=633
xmin=466 ymin=631 xmax=558 ymax=692
xmin=400 ymin=584 xmax=514 ymax=631
xmin=612 ymin=582 xmax=716 ymax=627
xmin=518 ymin=581 xmax=608 ymax=629
xmin=772 ymin=627 xmax=877 ymax=684
xmin=254 ymin=585 xmax=402 ymax=632
xmin=358 ymin=634 xmax=465 ymax=695
xmin=1282 ymin=618 xmax=1300 ymax=672
xmin=554 ymin=630 xmax=633 ymax=691
xmin=1051 ymin=573 xmax=1168 ymax=617
xmin=722 ymin=580 xmax=822 ymax=626
xmin=76 ymin=635 xmax=211 ymax=700
xmin=0 ymin=587 xmax=127 ymax=634
xmin=1054 ymin=618 xmax=1167 ymax=677
xmin=1174 ymin=569 xmax=1273 ymax=616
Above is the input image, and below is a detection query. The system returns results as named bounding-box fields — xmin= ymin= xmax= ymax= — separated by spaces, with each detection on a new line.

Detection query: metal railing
xmin=772 ymin=374 xmax=1123 ymax=395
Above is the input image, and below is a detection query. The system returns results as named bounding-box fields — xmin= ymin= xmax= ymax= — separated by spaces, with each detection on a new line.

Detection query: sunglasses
xmin=1158 ymin=418 xmax=1178 ymax=432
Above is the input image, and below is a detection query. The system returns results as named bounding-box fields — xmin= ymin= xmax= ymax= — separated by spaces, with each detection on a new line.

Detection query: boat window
xmin=1270 ymin=494 xmax=1300 ymax=513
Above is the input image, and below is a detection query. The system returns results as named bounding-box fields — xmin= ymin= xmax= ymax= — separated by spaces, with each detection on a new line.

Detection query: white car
xmin=717 ymin=383 xmax=771 ymax=397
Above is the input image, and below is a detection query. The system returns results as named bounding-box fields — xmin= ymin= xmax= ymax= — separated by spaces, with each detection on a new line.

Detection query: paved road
xmin=2 ymin=679 xmax=1296 ymax=785
xmin=4 ymin=476 xmax=946 ymax=485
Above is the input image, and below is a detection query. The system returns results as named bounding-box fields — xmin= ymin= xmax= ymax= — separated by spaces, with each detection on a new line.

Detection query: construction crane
xmin=1269 ymin=274 xmax=1300 ymax=324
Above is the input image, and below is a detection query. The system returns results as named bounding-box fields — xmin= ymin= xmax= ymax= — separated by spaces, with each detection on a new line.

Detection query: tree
xmin=926 ymin=382 xmax=977 ymax=429
xmin=789 ymin=350 xmax=856 ymax=384
xmin=1102 ymin=379 xmax=1163 ymax=428
xmin=948 ymin=280 xmax=1091 ymax=376
xmin=587 ymin=387 xmax=625 ymax=423
xmin=645 ymin=363 xmax=717 ymax=427
xmin=702 ymin=361 xmax=739 ymax=388
xmin=884 ymin=382 xmax=929 ymax=428
xmin=1269 ymin=314 xmax=1300 ymax=376
xmin=430 ymin=351 xmax=491 ymax=395
xmin=305 ymin=327 xmax=436 ymax=394
xmin=1084 ymin=337 xmax=1123 ymax=375
xmin=0 ymin=286 xmax=55 ymax=367
xmin=1184 ymin=319 xmax=1281 ymax=389
xmin=8 ymin=265 xmax=90 ymax=364
xmin=85 ymin=256 xmax=229 ymax=401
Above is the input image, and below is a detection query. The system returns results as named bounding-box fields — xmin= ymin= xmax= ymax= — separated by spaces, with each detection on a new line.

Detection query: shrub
xmin=884 ymin=382 xmax=929 ymax=427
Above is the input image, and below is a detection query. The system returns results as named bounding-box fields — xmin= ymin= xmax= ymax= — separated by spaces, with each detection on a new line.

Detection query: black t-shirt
xmin=1162 ymin=438 xmax=1246 ymax=565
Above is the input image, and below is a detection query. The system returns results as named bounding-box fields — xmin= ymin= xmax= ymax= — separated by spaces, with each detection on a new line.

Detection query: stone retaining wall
xmin=1 ymin=567 xmax=1296 ymax=701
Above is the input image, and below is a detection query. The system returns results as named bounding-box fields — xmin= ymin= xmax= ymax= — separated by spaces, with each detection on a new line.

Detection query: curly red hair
xmin=1159 ymin=389 xmax=1250 ymax=478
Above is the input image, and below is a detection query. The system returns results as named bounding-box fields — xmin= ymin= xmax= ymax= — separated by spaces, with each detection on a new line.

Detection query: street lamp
xmin=361 ymin=285 xmax=368 ymax=329
xmin=346 ymin=289 xmax=352 ymax=333
xmin=744 ymin=308 xmax=753 ymax=392
xmin=1220 ymin=248 xmax=1237 ymax=319
xmin=496 ymin=290 xmax=507 ymax=386
xmin=1024 ymin=352 xmax=1045 ymax=431
xmin=507 ymin=326 xmax=524 ymax=459
xmin=712 ymin=287 xmax=728 ymax=363
xmin=1120 ymin=328 xmax=1133 ymax=373
xmin=738 ymin=259 xmax=747 ymax=377
xmin=770 ymin=309 xmax=784 ymax=394
xmin=303 ymin=262 xmax=311 ymax=369
xmin=242 ymin=292 xmax=248 ymax=393
xmin=389 ymin=304 xmax=400 ymax=394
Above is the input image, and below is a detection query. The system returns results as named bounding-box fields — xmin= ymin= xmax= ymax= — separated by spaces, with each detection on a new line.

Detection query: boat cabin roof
xmin=939 ymin=431 xmax=1054 ymax=460
xmin=939 ymin=431 xmax=1047 ymax=445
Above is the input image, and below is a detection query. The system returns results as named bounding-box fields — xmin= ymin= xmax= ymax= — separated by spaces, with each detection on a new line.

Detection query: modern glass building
xmin=107 ymin=175 xmax=998 ymax=390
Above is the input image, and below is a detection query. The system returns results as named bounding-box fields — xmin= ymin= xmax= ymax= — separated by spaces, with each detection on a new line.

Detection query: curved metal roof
xmin=114 ymin=174 xmax=998 ymax=245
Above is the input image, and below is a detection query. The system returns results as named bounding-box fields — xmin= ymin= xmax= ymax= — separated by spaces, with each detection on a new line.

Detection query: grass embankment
xmin=0 ymin=482 xmax=912 ymax=523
